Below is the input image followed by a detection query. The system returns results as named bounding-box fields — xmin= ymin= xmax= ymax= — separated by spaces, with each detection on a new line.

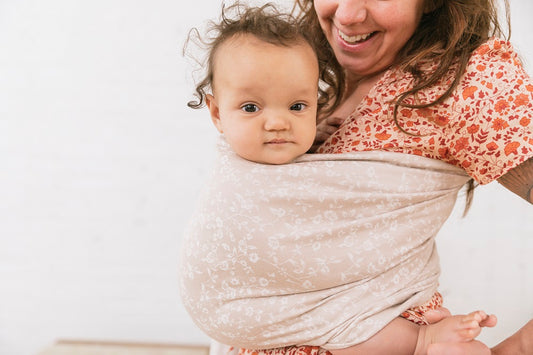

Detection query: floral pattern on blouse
xmin=317 ymin=37 xmax=533 ymax=185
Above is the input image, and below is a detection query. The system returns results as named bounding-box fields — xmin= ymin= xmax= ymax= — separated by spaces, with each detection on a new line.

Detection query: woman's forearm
xmin=497 ymin=157 xmax=533 ymax=204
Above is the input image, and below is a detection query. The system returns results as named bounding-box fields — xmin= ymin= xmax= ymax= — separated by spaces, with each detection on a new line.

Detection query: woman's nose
xmin=336 ymin=0 xmax=368 ymax=25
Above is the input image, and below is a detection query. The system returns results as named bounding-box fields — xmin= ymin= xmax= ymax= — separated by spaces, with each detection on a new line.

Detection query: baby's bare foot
xmin=414 ymin=311 xmax=497 ymax=355
xmin=424 ymin=307 xmax=452 ymax=324
xmin=455 ymin=310 xmax=497 ymax=341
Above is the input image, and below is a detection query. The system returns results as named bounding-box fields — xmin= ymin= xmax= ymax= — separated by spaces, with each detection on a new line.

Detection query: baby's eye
xmin=241 ymin=104 xmax=259 ymax=113
xmin=290 ymin=103 xmax=306 ymax=111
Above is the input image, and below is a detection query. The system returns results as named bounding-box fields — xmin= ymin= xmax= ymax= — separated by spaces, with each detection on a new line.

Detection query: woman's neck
xmin=344 ymin=70 xmax=386 ymax=96
xmin=341 ymin=71 xmax=387 ymax=110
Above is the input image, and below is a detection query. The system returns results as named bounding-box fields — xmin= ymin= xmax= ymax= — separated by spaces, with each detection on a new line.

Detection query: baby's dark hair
xmin=185 ymin=2 xmax=334 ymax=113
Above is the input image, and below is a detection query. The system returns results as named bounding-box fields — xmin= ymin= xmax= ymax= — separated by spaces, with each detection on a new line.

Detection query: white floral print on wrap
xmin=179 ymin=137 xmax=470 ymax=350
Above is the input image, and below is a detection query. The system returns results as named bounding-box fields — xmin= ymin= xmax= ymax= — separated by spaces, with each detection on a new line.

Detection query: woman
xmin=297 ymin=0 xmax=532 ymax=353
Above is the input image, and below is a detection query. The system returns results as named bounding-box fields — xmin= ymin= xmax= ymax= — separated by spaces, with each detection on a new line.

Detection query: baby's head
xmin=186 ymin=3 xmax=322 ymax=164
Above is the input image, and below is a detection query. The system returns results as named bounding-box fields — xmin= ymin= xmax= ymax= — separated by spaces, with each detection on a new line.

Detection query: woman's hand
xmin=310 ymin=116 xmax=344 ymax=153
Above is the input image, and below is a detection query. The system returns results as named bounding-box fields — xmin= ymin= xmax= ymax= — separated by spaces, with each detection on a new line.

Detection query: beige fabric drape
xmin=180 ymin=138 xmax=470 ymax=349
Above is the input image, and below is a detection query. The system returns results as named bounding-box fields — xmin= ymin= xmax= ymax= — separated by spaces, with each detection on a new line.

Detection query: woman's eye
xmin=290 ymin=103 xmax=306 ymax=111
xmin=241 ymin=104 xmax=259 ymax=113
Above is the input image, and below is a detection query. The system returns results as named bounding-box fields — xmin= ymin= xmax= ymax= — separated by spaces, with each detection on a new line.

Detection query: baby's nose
xmin=264 ymin=113 xmax=290 ymax=131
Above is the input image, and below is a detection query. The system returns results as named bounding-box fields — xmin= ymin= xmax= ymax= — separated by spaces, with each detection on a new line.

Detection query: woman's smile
xmin=314 ymin=0 xmax=426 ymax=77
xmin=337 ymin=29 xmax=375 ymax=45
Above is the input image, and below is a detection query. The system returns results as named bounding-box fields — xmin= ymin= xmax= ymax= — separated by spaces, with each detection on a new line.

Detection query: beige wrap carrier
xmin=179 ymin=138 xmax=470 ymax=350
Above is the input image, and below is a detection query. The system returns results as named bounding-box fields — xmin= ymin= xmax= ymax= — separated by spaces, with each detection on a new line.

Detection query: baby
xmin=189 ymin=7 xmax=319 ymax=165
xmin=204 ymin=24 xmax=317 ymax=165
xmin=181 ymin=3 xmax=496 ymax=354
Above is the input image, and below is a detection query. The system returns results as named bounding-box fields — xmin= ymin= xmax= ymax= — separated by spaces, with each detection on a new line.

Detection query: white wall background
xmin=0 ymin=1 xmax=531 ymax=354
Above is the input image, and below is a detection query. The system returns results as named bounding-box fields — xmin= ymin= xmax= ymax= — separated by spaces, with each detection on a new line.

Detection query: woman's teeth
xmin=339 ymin=30 xmax=372 ymax=44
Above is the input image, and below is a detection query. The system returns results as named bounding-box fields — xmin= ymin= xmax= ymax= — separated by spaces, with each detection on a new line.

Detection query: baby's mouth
xmin=338 ymin=29 xmax=375 ymax=44
xmin=266 ymin=139 xmax=290 ymax=144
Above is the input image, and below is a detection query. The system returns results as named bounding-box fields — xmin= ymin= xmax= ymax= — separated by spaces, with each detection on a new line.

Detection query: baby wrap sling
xmin=179 ymin=138 xmax=470 ymax=349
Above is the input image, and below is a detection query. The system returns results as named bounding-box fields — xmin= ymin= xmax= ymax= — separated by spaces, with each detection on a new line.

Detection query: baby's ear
xmin=206 ymin=94 xmax=223 ymax=133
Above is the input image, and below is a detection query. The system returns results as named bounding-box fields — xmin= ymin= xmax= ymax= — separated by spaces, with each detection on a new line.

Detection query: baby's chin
xmin=242 ymin=152 xmax=300 ymax=165
xmin=248 ymin=156 xmax=295 ymax=165
xmin=236 ymin=141 xmax=314 ymax=165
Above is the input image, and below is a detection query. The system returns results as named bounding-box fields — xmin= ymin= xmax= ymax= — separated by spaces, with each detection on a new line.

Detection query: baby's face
xmin=207 ymin=34 xmax=318 ymax=164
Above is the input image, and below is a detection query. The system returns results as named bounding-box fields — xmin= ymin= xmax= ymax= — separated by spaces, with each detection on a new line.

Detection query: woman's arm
xmin=497 ymin=157 xmax=533 ymax=204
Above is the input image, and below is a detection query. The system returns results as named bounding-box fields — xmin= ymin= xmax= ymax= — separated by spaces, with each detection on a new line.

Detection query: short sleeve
xmin=449 ymin=38 xmax=533 ymax=185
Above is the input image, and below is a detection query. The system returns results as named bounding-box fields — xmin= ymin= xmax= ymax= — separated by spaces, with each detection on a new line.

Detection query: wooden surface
xmin=38 ymin=340 xmax=210 ymax=355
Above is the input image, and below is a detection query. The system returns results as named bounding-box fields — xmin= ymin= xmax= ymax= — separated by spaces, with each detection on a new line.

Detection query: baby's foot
xmin=424 ymin=307 xmax=452 ymax=324
xmin=414 ymin=310 xmax=497 ymax=355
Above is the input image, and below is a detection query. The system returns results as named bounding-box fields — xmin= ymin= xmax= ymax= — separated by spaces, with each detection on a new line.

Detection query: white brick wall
xmin=1 ymin=1 xmax=531 ymax=354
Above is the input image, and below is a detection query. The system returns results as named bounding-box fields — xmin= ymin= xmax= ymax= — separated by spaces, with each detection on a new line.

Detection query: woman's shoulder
xmin=458 ymin=36 xmax=531 ymax=102
xmin=474 ymin=37 xmax=514 ymax=53
xmin=469 ymin=37 xmax=524 ymax=69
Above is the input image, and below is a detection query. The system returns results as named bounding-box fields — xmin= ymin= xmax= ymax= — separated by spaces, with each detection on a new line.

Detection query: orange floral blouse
xmin=317 ymin=37 xmax=533 ymax=185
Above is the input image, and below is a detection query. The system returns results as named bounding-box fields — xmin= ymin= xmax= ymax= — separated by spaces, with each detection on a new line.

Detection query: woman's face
xmin=314 ymin=0 xmax=426 ymax=78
